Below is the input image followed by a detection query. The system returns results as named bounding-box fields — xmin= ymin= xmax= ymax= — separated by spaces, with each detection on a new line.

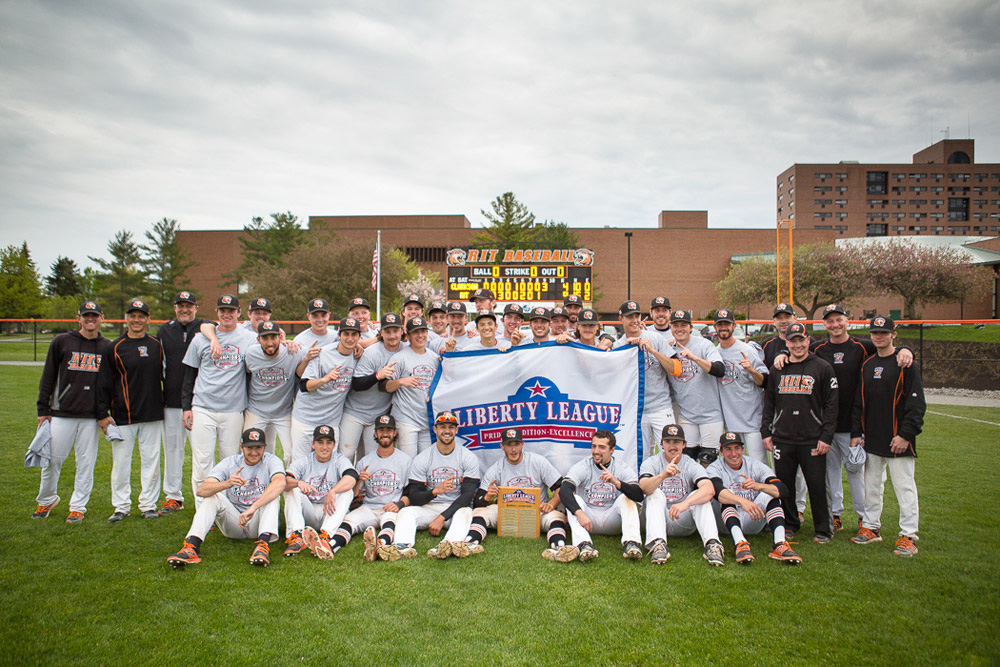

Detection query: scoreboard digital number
xmin=447 ymin=265 xmax=592 ymax=303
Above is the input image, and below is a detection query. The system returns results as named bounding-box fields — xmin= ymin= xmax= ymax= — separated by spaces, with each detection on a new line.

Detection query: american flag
xmin=371 ymin=245 xmax=379 ymax=290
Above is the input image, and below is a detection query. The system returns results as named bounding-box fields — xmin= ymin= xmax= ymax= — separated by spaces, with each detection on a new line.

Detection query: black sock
xmin=377 ymin=521 xmax=395 ymax=545
xmin=467 ymin=517 xmax=488 ymax=544
xmin=257 ymin=532 xmax=271 ymax=543
xmin=332 ymin=522 xmax=352 ymax=550
xmin=186 ymin=535 xmax=202 ymax=553
xmin=547 ymin=521 xmax=568 ymax=548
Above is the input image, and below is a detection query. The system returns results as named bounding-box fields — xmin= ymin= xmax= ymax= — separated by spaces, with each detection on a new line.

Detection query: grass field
xmin=2 ymin=365 xmax=998 ymax=665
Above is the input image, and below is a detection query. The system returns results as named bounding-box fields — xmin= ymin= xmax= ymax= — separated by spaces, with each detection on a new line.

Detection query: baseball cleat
xmin=622 ymin=541 xmax=643 ymax=561
xmin=301 ymin=526 xmax=322 ymax=556
xmin=893 ymin=536 xmax=918 ymax=557
xmin=578 ymin=542 xmax=599 ymax=563
xmin=555 ymin=545 xmax=580 ymax=562
xmin=249 ymin=540 xmax=270 ymax=567
xmin=648 ymin=539 xmax=670 ymax=565
xmin=832 ymin=515 xmax=843 ymax=531
xmin=703 ymin=539 xmax=725 ymax=567
xmin=65 ymin=511 xmax=85 ymax=524
xmin=158 ymin=499 xmax=183 ymax=515
xmin=107 ymin=511 xmax=129 ymax=523
xmin=813 ymin=533 xmax=832 ymax=544
xmin=399 ymin=547 xmax=418 ymax=558
xmin=142 ymin=509 xmax=159 ymax=520
xmin=283 ymin=531 xmax=308 ymax=557
xmin=427 ymin=540 xmax=453 ymax=559
xmin=377 ymin=544 xmax=402 ymax=561
xmin=32 ymin=496 xmax=60 ymax=519
xmin=467 ymin=542 xmax=484 ymax=555
xmin=734 ymin=540 xmax=754 ymax=564
xmin=768 ymin=541 xmax=802 ymax=564
xmin=850 ymin=527 xmax=882 ymax=544
xmin=167 ymin=541 xmax=201 ymax=568
xmin=451 ymin=540 xmax=475 ymax=558
xmin=362 ymin=527 xmax=378 ymax=562
xmin=313 ymin=532 xmax=334 ymax=561
xmin=542 ymin=548 xmax=559 ymax=561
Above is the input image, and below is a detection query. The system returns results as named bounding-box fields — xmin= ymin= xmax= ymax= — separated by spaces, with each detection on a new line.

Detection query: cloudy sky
xmin=2 ymin=0 xmax=998 ymax=274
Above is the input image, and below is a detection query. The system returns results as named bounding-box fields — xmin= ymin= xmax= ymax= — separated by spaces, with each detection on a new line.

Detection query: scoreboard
xmin=447 ymin=264 xmax=592 ymax=303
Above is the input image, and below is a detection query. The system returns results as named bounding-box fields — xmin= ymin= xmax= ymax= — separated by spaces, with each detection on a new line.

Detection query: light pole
xmin=624 ymin=232 xmax=633 ymax=300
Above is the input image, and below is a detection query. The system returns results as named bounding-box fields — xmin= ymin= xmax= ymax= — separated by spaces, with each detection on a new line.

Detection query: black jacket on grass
xmin=761 ymin=353 xmax=839 ymax=446
xmin=852 ymin=349 xmax=926 ymax=458
xmin=37 ymin=330 xmax=113 ymax=419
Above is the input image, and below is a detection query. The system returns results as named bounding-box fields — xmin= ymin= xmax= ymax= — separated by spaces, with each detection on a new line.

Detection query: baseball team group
xmin=30 ymin=286 xmax=926 ymax=568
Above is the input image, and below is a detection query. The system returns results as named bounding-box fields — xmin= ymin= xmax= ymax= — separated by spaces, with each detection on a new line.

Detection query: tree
xmin=89 ymin=230 xmax=148 ymax=322
xmin=472 ymin=192 xmax=537 ymax=250
xmin=396 ymin=269 xmax=447 ymax=307
xmin=141 ymin=218 xmax=194 ymax=318
xmin=233 ymin=211 xmax=306 ymax=280
xmin=0 ymin=242 xmax=44 ymax=328
xmin=534 ymin=220 xmax=579 ymax=249
xmin=45 ymin=256 xmax=85 ymax=297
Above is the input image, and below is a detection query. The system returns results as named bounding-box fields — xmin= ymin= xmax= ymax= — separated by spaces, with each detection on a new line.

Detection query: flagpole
xmin=376 ymin=230 xmax=382 ymax=319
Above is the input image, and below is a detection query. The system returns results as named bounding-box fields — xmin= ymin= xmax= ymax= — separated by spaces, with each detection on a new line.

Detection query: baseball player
xmin=294 ymin=298 xmax=339 ymax=350
xmin=166 ymin=428 xmax=284 ymax=568
xmin=468 ymin=287 xmax=496 ymax=323
xmin=761 ymin=322 xmax=838 ymax=543
xmin=347 ymin=297 xmax=380 ymax=342
xmin=198 ymin=297 xmax=293 ymax=358
xmin=155 ymin=291 xmax=208 ymax=515
xmin=381 ymin=317 xmax=440 ymax=455
xmin=550 ymin=306 xmax=571 ymax=336
xmin=380 ymin=411 xmax=480 ymax=560
xmin=96 ymin=299 xmax=164 ymax=522
xmin=430 ymin=301 xmax=478 ymax=352
xmin=181 ymin=294 xmax=258 ymax=503
xmin=646 ymin=296 xmax=672 ymax=341
xmin=558 ymin=430 xmax=644 ymax=562
xmin=33 ymin=300 xmax=113 ymax=524
xmin=760 ymin=303 xmax=799 ymax=370
xmin=666 ymin=309 xmax=726 ymax=462
xmin=563 ymin=294 xmax=584 ymax=329
xmin=425 ymin=301 xmax=450 ymax=344
xmin=708 ymin=431 xmax=802 ymax=565
xmin=339 ymin=415 xmax=414 ymax=561
xmin=850 ymin=316 xmax=926 ymax=557
xmin=340 ymin=312 xmax=405 ymax=460
xmin=466 ymin=312 xmax=507 ymax=351
xmin=563 ymin=308 xmax=604 ymax=348
xmin=291 ymin=317 xmax=361 ymax=462
xmin=281 ymin=424 xmax=359 ymax=560
xmin=244 ymin=321 xmax=300 ymax=463
xmin=455 ymin=427 xmax=569 ymax=559
xmin=520 ymin=307 xmax=552 ymax=345
xmin=640 ymin=424 xmax=725 ymax=566
xmin=243 ymin=297 xmax=274 ymax=333
xmin=497 ymin=303 xmax=525 ymax=346
xmin=713 ymin=309 xmax=768 ymax=463
xmin=613 ymin=301 xmax=681 ymax=461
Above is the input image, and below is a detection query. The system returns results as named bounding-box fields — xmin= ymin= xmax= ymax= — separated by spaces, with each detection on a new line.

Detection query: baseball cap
xmin=564 ymin=294 xmax=583 ymax=306
xmin=339 ymin=317 xmax=362 ymax=333
xmin=257 ymin=321 xmax=280 ymax=335
xmin=446 ymin=301 xmax=466 ymax=315
xmin=822 ymin=303 xmax=847 ymax=318
xmin=475 ymin=311 xmax=497 ymax=324
xmin=174 ymin=291 xmax=197 ymax=305
xmin=845 ymin=444 xmax=867 ymax=473
xmin=241 ymin=428 xmax=267 ymax=446
xmin=661 ymin=424 xmax=686 ymax=442
xmin=312 ymin=424 xmax=336 ymax=441
xmin=469 ymin=288 xmax=495 ymax=302
xmin=670 ymin=309 xmax=692 ymax=323
xmin=720 ymin=431 xmax=744 ymax=447
xmin=406 ymin=316 xmax=429 ymax=333
xmin=216 ymin=294 xmax=239 ymax=309
xmin=651 ymin=296 xmax=671 ymax=309
xmin=714 ymin=309 xmax=735 ymax=324
xmin=578 ymin=309 xmax=599 ymax=323
xmin=427 ymin=301 xmax=447 ymax=315
xmin=402 ymin=294 xmax=424 ymax=308
xmin=348 ymin=297 xmax=370 ymax=311
xmin=503 ymin=303 xmax=524 ymax=317
xmin=618 ymin=301 xmax=640 ymax=317
xmin=501 ymin=427 xmax=523 ymax=444
xmin=374 ymin=414 xmax=396 ymax=430
xmin=380 ymin=312 xmax=403 ymax=329
xmin=528 ymin=306 xmax=551 ymax=321
xmin=434 ymin=410 xmax=459 ymax=426
xmin=773 ymin=303 xmax=795 ymax=316
xmin=307 ymin=298 xmax=330 ymax=313
xmin=551 ymin=306 xmax=569 ymax=320
xmin=126 ymin=299 xmax=149 ymax=315
xmin=249 ymin=297 xmax=271 ymax=312
xmin=78 ymin=300 xmax=103 ymax=316
xmin=869 ymin=315 xmax=896 ymax=333
xmin=786 ymin=322 xmax=808 ymax=340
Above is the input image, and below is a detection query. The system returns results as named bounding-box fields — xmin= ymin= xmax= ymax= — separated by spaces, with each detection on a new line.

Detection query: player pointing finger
xmin=227 ymin=466 xmax=246 ymax=488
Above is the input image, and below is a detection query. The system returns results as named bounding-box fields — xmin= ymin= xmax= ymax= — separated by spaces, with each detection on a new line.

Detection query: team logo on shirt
xmin=138 ymin=346 xmax=148 ymax=358
xmin=728 ymin=479 xmax=756 ymax=501
xmin=410 ymin=364 xmax=436 ymax=390
xmin=777 ymin=374 xmax=815 ymax=394
xmin=430 ymin=466 xmax=461 ymax=490
xmin=231 ymin=475 xmax=265 ymax=506
xmin=585 ymin=481 xmax=617 ymax=507
xmin=833 ymin=352 xmax=844 ymax=364
xmin=676 ymin=358 xmax=698 ymax=382
xmin=874 ymin=366 xmax=884 ymax=379
xmin=506 ymin=476 xmax=535 ymax=487
xmin=367 ymin=469 xmax=402 ymax=497
xmin=213 ymin=343 xmax=243 ymax=370
xmin=258 ymin=367 xmax=288 ymax=387
xmin=67 ymin=352 xmax=102 ymax=372
xmin=660 ymin=476 xmax=686 ymax=504
xmin=304 ymin=474 xmax=335 ymax=503
xmin=721 ymin=360 xmax=740 ymax=386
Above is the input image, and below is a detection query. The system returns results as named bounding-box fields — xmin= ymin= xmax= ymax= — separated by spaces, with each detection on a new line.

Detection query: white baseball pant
xmin=862 ymin=454 xmax=919 ymax=539
xmin=641 ymin=408 xmax=675 ymax=462
xmin=736 ymin=431 xmax=766 ymax=464
xmin=643 ymin=489 xmax=719 ymax=546
xmin=678 ymin=419 xmax=725 ymax=452
xmin=244 ymin=411 xmax=292 ymax=463
xmin=567 ymin=494 xmax=642 ymax=546
xmin=189 ymin=408 xmax=244 ymax=504
xmin=714 ymin=491 xmax=773 ymax=535
xmin=36 ymin=417 xmax=99 ymax=513
xmin=394 ymin=420 xmax=431 ymax=457
xmin=111 ymin=421 xmax=163 ymax=513
xmin=282 ymin=488 xmax=354 ymax=537
xmin=162 ymin=407 xmax=189 ymax=503
xmin=472 ymin=504 xmax=566 ymax=531
xmin=394 ymin=503 xmax=473 ymax=547
xmin=344 ymin=505 xmax=398 ymax=534
xmin=338 ymin=412 xmax=377 ymax=462
xmin=186 ymin=492 xmax=280 ymax=542
xmin=290 ymin=417 xmax=338 ymax=464
xmin=826 ymin=432 xmax=865 ymax=517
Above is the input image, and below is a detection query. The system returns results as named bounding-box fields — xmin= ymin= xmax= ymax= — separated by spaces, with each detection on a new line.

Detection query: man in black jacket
xmin=762 ymin=322 xmax=838 ymax=543
xmin=850 ymin=316 xmax=925 ymax=557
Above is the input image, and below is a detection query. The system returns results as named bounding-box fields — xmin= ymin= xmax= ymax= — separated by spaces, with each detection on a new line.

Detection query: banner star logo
xmin=527 ymin=380 xmax=550 ymax=397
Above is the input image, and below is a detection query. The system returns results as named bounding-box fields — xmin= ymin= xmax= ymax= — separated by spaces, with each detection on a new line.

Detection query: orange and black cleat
xmin=768 ymin=541 xmax=802 ymax=565
xmin=167 ymin=542 xmax=201 ymax=568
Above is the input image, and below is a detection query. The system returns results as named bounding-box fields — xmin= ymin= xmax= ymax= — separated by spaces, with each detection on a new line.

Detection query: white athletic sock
xmin=729 ymin=525 xmax=746 ymax=543
xmin=773 ymin=525 xmax=786 ymax=544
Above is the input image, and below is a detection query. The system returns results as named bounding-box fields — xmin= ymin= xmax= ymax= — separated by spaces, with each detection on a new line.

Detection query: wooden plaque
xmin=496 ymin=486 xmax=541 ymax=538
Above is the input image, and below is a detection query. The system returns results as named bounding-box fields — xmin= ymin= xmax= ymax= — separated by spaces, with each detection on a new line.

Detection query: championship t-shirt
xmin=295 ymin=346 xmax=358 ymax=425
xmin=356 ymin=448 xmax=413 ymax=508
xmin=182 ymin=327 xmax=258 ymax=413
xmin=480 ymin=452 xmax=562 ymax=495
xmin=716 ymin=340 xmax=768 ymax=433
xmin=409 ymin=445 xmax=481 ymax=505
xmin=244 ymin=343 xmax=301 ymax=419
xmin=386 ymin=346 xmax=440 ymax=427
xmin=639 ymin=453 xmax=710 ymax=506
xmin=208 ymin=452 xmax=285 ymax=512
xmin=286 ymin=451 xmax=356 ymax=504
xmin=566 ymin=455 xmax=638 ymax=510
xmin=707 ymin=456 xmax=777 ymax=502
xmin=668 ymin=335 xmax=724 ymax=423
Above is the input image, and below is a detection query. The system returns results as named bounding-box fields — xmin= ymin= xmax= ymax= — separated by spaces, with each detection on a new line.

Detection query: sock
xmin=467 ymin=517 xmax=488 ymax=544
xmin=257 ymin=532 xmax=272 ymax=543
xmin=547 ymin=521 xmax=568 ymax=548
xmin=721 ymin=506 xmax=745 ymax=543
xmin=332 ymin=522 xmax=352 ymax=551
xmin=186 ymin=535 xmax=202 ymax=553
xmin=766 ymin=498 xmax=786 ymax=545
xmin=377 ymin=521 xmax=395 ymax=545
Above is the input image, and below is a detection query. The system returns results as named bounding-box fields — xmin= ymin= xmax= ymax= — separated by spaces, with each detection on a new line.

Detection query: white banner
xmin=427 ymin=341 xmax=644 ymax=475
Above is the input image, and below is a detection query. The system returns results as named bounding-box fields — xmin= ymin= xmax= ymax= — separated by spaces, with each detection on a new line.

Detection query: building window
xmin=931 ymin=199 xmax=944 ymax=205
xmin=867 ymin=199 xmax=887 ymax=206
xmin=813 ymin=212 xmax=832 ymax=218
xmin=814 ymin=172 xmax=832 ymax=180
xmin=974 ymin=199 xmax=988 ymax=206
xmin=894 ymin=213 xmax=906 ymax=219
xmin=948 ymin=198 xmax=970 ymax=222
xmin=835 ymin=212 xmax=848 ymax=219
xmin=893 ymin=173 xmax=906 ymax=180
xmin=814 ymin=199 xmax=832 ymax=205
xmin=867 ymin=171 xmax=888 ymax=195
xmin=891 ymin=186 xmax=906 ymax=194
xmin=835 ymin=186 xmax=848 ymax=193
xmin=835 ymin=199 xmax=848 ymax=205
xmin=909 ymin=199 xmax=928 ymax=205
xmin=814 ymin=225 xmax=833 ymax=230
xmin=931 ymin=173 xmax=944 ymax=180
xmin=912 ymin=173 xmax=926 ymax=180
xmin=931 ymin=186 xmax=945 ymax=193
xmin=405 ymin=247 xmax=447 ymax=263
xmin=947 ymin=152 xmax=971 ymax=164
xmin=867 ymin=224 xmax=888 ymax=237
xmin=835 ymin=173 xmax=848 ymax=179
xmin=974 ymin=173 xmax=987 ymax=179
xmin=814 ymin=186 xmax=832 ymax=193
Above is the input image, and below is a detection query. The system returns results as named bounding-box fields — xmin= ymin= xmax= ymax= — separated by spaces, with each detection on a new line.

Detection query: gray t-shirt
xmin=208 ymin=452 xmax=285 ymax=512
xmin=409 ymin=444 xmax=481 ymax=505
xmin=182 ymin=327 xmax=259 ymax=413
xmin=639 ymin=453 xmax=710 ymax=506
xmin=386 ymin=346 xmax=440 ymax=427
xmin=716 ymin=340 xmax=767 ymax=433
xmin=707 ymin=456 xmax=776 ymax=502
xmin=294 ymin=328 xmax=340 ymax=349
xmin=465 ymin=339 xmax=508 ymax=352
xmin=244 ymin=344 xmax=301 ymax=420
xmin=614 ymin=330 xmax=677 ymax=414
xmin=566 ymin=455 xmax=638 ymax=510
xmin=357 ymin=448 xmax=413 ymax=508
xmin=668 ymin=336 xmax=724 ymax=423
xmin=294 ymin=346 xmax=358 ymax=426
xmin=344 ymin=342 xmax=400 ymax=422
xmin=286 ymin=451 xmax=355 ymax=504
xmin=481 ymin=452 xmax=562 ymax=495
xmin=428 ymin=331 xmax=479 ymax=353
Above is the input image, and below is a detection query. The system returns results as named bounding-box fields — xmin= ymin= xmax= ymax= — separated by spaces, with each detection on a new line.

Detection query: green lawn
xmin=2 ymin=366 xmax=998 ymax=665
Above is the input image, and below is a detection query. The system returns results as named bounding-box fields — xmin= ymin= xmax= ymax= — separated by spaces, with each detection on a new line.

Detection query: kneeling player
xmin=559 ymin=430 xmax=644 ymax=563
xmin=640 ymin=424 xmax=726 ymax=566
xmin=167 ymin=428 xmax=284 ymax=568
xmin=455 ymin=427 xmax=570 ymax=560
xmin=707 ymin=432 xmax=801 ymax=565
xmin=282 ymin=425 xmax=359 ymax=560
xmin=381 ymin=411 xmax=480 ymax=560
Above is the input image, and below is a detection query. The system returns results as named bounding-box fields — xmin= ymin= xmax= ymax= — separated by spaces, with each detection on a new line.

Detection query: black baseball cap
xmin=651 ymin=296 xmax=671 ymax=309
xmin=126 ymin=299 xmax=149 ymax=315
xmin=501 ymin=427 xmax=523 ymax=444
xmin=241 ymin=428 xmax=267 ymax=446
xmin=822 ymin=303 xmax=847 ymax=318
xmin=470 ymin=288 xmax=495 ymax=302
xmin=374 ymin=414 xmax=396 ymax=430
xmin=578 ymin=309 xmax=599 ymax=323
xmin=869 ymin=315 xmax=896 ymax=333
xmin=446 ymin=301 xmax=466 ymax=315
xmin=773 ymin=303 xmax=795 ymax=316
xmin=661 ymin=424 xmax=686 ymax=442
xmin=551 ymin=306 xmax=569 ymax=320
xmin=257 ymin=321 xmax=280 ymax=336
xmin=786 ymin=322 xmax=808 ymax=340
xmin=217 ymin=294 xmax=239 ymax=309
xmin=503 ymin=303 xmax=524 ymax=317
xmin=714 ymin=309 xmax=735 ymax=324
xmin=174 ymin=291 xmax=197 ymax=305
xmin=312 ymin=424 xmax=336 ymax=441
xmin=670 ymin=309 xmax=692 ymax=323
xmin=403 ymin=294 xmax=424 ymax=308
xmin=78 ymin=300 xmax=103 ymax=316
xmin=428 ymin=301 xmax=447 ymax=315
xmin=720 ymin=431 xmax=744 ymax=448
xmin=249 ymin=297 xmax=271 ymax=312
xmin=339 ymin=317 xmax=361 ymax=333
xmin=380 ymin=312 xmax=403 ymax=329
xmin=528 ymin=307 xmax=551 ymax=321
xmin=406 ymin=316 xmax=429 ymax=333
xmin=619 ymin=300 xmax=640 ymax=317
xmin=564 ymin=295 xmax=583 ymax=306
xmin=434 ymin=410 xmax=459 ymax=426
xmin=307 ymin=298 xmax=330 ymax=313
xmin=348 ymin=297 xmax=370 ymax=311
xmin=475 ymin=311 xmax=497 ymax=323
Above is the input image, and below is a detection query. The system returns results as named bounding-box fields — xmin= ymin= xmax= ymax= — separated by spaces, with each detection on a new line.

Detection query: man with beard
xmin=646 ymin=295 xmax=672 ymax=341
xmin=244 ymin=321 xmax=300 ymax=463
xmin=713 ymin=309 xmax=768 ymax=463
xmin=665 ymin=309 xmax=725 ymax=462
